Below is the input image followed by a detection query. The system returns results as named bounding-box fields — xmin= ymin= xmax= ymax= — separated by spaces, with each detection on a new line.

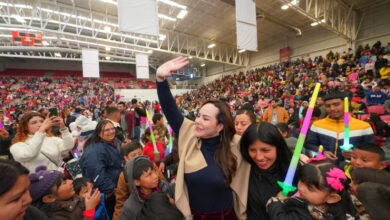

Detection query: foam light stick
xmin=278 ymin=83 xmax=321 ymax=196
xmin=311 ymin=145 xmax=323 ymax=158
xmin=165 ymin=125 xmax=173 ymax=157
xmin=145 ymin=109 xmax=159 ymax=155
xmin=340 ymin=97 xmax=353 ymax=151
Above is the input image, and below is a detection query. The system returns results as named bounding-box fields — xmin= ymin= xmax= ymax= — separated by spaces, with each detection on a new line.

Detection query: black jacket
xmin=267 ymin=197 xmax=334 ymax=220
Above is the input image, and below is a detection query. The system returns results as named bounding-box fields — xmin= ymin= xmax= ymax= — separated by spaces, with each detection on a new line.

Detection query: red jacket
xmin=143 ymin=141 xmax=165 ymax=164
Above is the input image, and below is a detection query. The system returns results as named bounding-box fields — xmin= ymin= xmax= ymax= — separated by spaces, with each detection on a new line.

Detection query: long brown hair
xmin=202 ymin=100 xmax=237 ymax=185
xmin=12 ymin=112 xmax=52 ymax=144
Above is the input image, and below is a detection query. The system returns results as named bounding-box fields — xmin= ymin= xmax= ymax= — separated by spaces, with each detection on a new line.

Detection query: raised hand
xmin=85 ymin=188 xmax=101 ymax=210
xmin=52 ymin=116 xmax=66 ymax=129
xmin=156 ymin=56 xmax=189 ymax=82
xmin=38 ymin=116 xmax=56 ymax=133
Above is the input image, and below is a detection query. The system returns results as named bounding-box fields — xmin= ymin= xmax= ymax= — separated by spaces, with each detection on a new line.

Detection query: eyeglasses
xmin=102 ymin=128 xmax=115 ymax=133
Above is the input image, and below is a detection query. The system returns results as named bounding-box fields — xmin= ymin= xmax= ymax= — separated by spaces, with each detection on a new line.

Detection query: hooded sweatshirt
xmin=119 ymin=156 xmax=175 ymax=220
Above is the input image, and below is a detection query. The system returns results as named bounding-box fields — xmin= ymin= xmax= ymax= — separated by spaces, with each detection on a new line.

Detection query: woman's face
xmin=235 ymin=114 xmax=252 ymax=136
xmin=194 ymin=103 xmax=223 ymax=138
xmin=99 ymin=123 xmax=116 ymax=142
xmin=27 ymin=116 xmax=44 ymax=135
xmin=0 ymin=175 xmax=32 ymax=220
xmin=248 ymin=140 xmax=277 ymax=170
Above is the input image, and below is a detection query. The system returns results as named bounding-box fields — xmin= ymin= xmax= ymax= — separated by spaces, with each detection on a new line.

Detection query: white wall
xmin=115 ymin=89 xmax=191 ymax=102
xmin=249 ymin=27 xmax=347 ymax=68
xmin=356 ymin=3 xmax=390 ymax=47
xmin=249 ymin=2 xmax=390 ymax=69
xmin=0 ymin=57 xmax=136 ymax=73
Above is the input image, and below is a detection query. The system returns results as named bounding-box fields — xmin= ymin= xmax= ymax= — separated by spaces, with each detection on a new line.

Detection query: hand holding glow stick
xmin=145 ymin=109 xmax=159 ymax=155
xmin=340 ymin=97 xmax=353 ymax=151
xmin=278 ymin=83 xmax=321 ymax=196
xmin=165 ymin=126 xmax=173 ymax=157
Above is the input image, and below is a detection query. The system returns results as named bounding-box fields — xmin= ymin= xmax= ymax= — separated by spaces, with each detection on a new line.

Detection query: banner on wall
xmin=280 ymin=47 xmax=291 ymax=63
xmin=82 ymin=48 xmax=100 ymax=78
xmin=236 ymin=0 xmax=258 ymax=52
xmin=117 ymin=0 xmax=159 ymax=36
xmin=136 ymin=54 xmax=149 ymax=79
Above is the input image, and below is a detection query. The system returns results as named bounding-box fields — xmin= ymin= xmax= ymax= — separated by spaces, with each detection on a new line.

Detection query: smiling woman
xmin=155 ymin=57 xmax=250 ymax=219
xmin=239 ymin=122 xmax=296 ymax=219
xmin=80 ymin=120 xmax=124 ymax=218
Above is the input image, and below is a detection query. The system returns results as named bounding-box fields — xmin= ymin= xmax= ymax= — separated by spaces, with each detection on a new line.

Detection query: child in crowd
xmin=29 ymin=166 xmax=101 ymax=220
xmin=113 ymin=141 xmax=143 ymax=220
xmin=120 ymin=156 xmax=175 ymax=220
xmin=266 ymin=160 xmax=359 ymax=220
xmin=356 ymin=182 xmax=390 ymax=219
xmin=350 ymin=167 xmax=390 ymax=195
xmin=0 ymin=159 xmax=48 ymax=220
xmin=152 ymin=113 xmax=170 ymax=148
xmin=141 ymin=128 xmax=165 ymax=165
xmin=73 ymin=177 xmax=93 ymax=198
xmin=136 ymin=191 xmax=184 ymax=220
xmin=345 ymin=142 xmax=389 ymax=178
xmin=275 ymin=122 xmax=309 ymax=162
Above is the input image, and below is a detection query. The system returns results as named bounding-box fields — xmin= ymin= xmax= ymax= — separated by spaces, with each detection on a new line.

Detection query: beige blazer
xmin=175 ymin=118 xmax=251 ymax=219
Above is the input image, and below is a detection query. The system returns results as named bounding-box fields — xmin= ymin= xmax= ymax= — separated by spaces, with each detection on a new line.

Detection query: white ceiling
xmin=0 ymin=0 xmax=386 ymax=67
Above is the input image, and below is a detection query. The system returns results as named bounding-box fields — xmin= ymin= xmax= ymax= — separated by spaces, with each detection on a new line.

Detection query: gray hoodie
xmin=119 ymin=156 xmax=175 ymax=220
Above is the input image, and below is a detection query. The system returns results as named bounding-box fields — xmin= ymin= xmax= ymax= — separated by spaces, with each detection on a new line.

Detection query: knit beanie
xmin=28 ymin=165 xmax=61 ymax=202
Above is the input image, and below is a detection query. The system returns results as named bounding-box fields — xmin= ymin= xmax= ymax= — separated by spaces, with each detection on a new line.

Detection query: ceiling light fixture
xmin=105 ymin=46 xmax=111 ymax=51
xmin=207 ymin=43 xmax=216 ymax=48
xmin=43 ymin=41 xmax=50 ymax=46
xmin=158 ymin=0 xmax=187 ymax=9
xmin=60 ymin=37 xmax=152 ymax=54
xmin=177 ymin=10 xmax=188 ymax=19
xmin=12 ymin=14 xmax=26 ymax=23
xmin=105 ymin=56 xmax=111 ymax=60
xmin=281 ymin=5 xmax=289 ymax=10
xmin=159 ymin=34 xmax=166 ymax=40
xmin=311 ymin=22 xmax=318 ymax=26
xmin=158 ymin=14 xmax=176 ymax=21
xmin=54 ymin=52 xmax=61 ymax=57
xmin=188 ymin=56 xmax=192 ymax=59
xmin=238 ymin=49 xmax=246 ymax=53
xmin=103 ymin=26 xmax=111 ymax=32
xmin=200 ymin=63 xmax=205 ymax=67
xmin=100 ymin=0 xmax=118 ymax=5
xmin=291 ymin=0 xmax=298 ymax=5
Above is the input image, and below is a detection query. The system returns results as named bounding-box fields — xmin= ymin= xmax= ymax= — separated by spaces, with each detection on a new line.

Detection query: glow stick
xmin=311 ymin=145 xmax=323 ymax=158
xmin=278 ymin=83 xmax=321 ymax=196
xmin=340 ymin=97 xmax=353 ymax=151
xmin=165 ymin=125 xmax=173 ymax=157
xmin=145 ymin=109 xmax=159 ymax=155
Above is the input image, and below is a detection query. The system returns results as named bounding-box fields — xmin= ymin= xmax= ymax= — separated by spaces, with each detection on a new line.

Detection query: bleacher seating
xmin=367 ymin=106 xmax=385 ymax=115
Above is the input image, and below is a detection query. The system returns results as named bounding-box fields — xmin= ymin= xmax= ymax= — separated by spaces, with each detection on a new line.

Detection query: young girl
xmin=266 ymin=160 xmax=358 ymax=220
xmin=141 ymin=128 xmax=165 ymax=165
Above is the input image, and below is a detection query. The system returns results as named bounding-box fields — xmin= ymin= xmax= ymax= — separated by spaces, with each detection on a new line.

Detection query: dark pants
xmin=105 ymin=194 xmax=116 ymax=219
xmin=192 ymin=206 xmax=237 ymax=220
xmin=132 ymin=125 xmax=140 ymax=141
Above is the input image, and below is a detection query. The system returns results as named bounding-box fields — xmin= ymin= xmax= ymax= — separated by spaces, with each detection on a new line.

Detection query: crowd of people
xmin=0 ymin=41 xmax=390 ymax=220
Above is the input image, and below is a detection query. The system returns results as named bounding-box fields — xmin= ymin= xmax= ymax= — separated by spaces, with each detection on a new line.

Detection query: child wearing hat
xmin=29 ymin=165 xmax=101 ymax=219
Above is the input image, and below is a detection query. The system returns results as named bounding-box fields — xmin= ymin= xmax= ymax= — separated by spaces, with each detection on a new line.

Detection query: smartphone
xmin=0 ymin=123 xmax=3 ymax=129
xmin=49 ymin=108 xmax=58 ymax=117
